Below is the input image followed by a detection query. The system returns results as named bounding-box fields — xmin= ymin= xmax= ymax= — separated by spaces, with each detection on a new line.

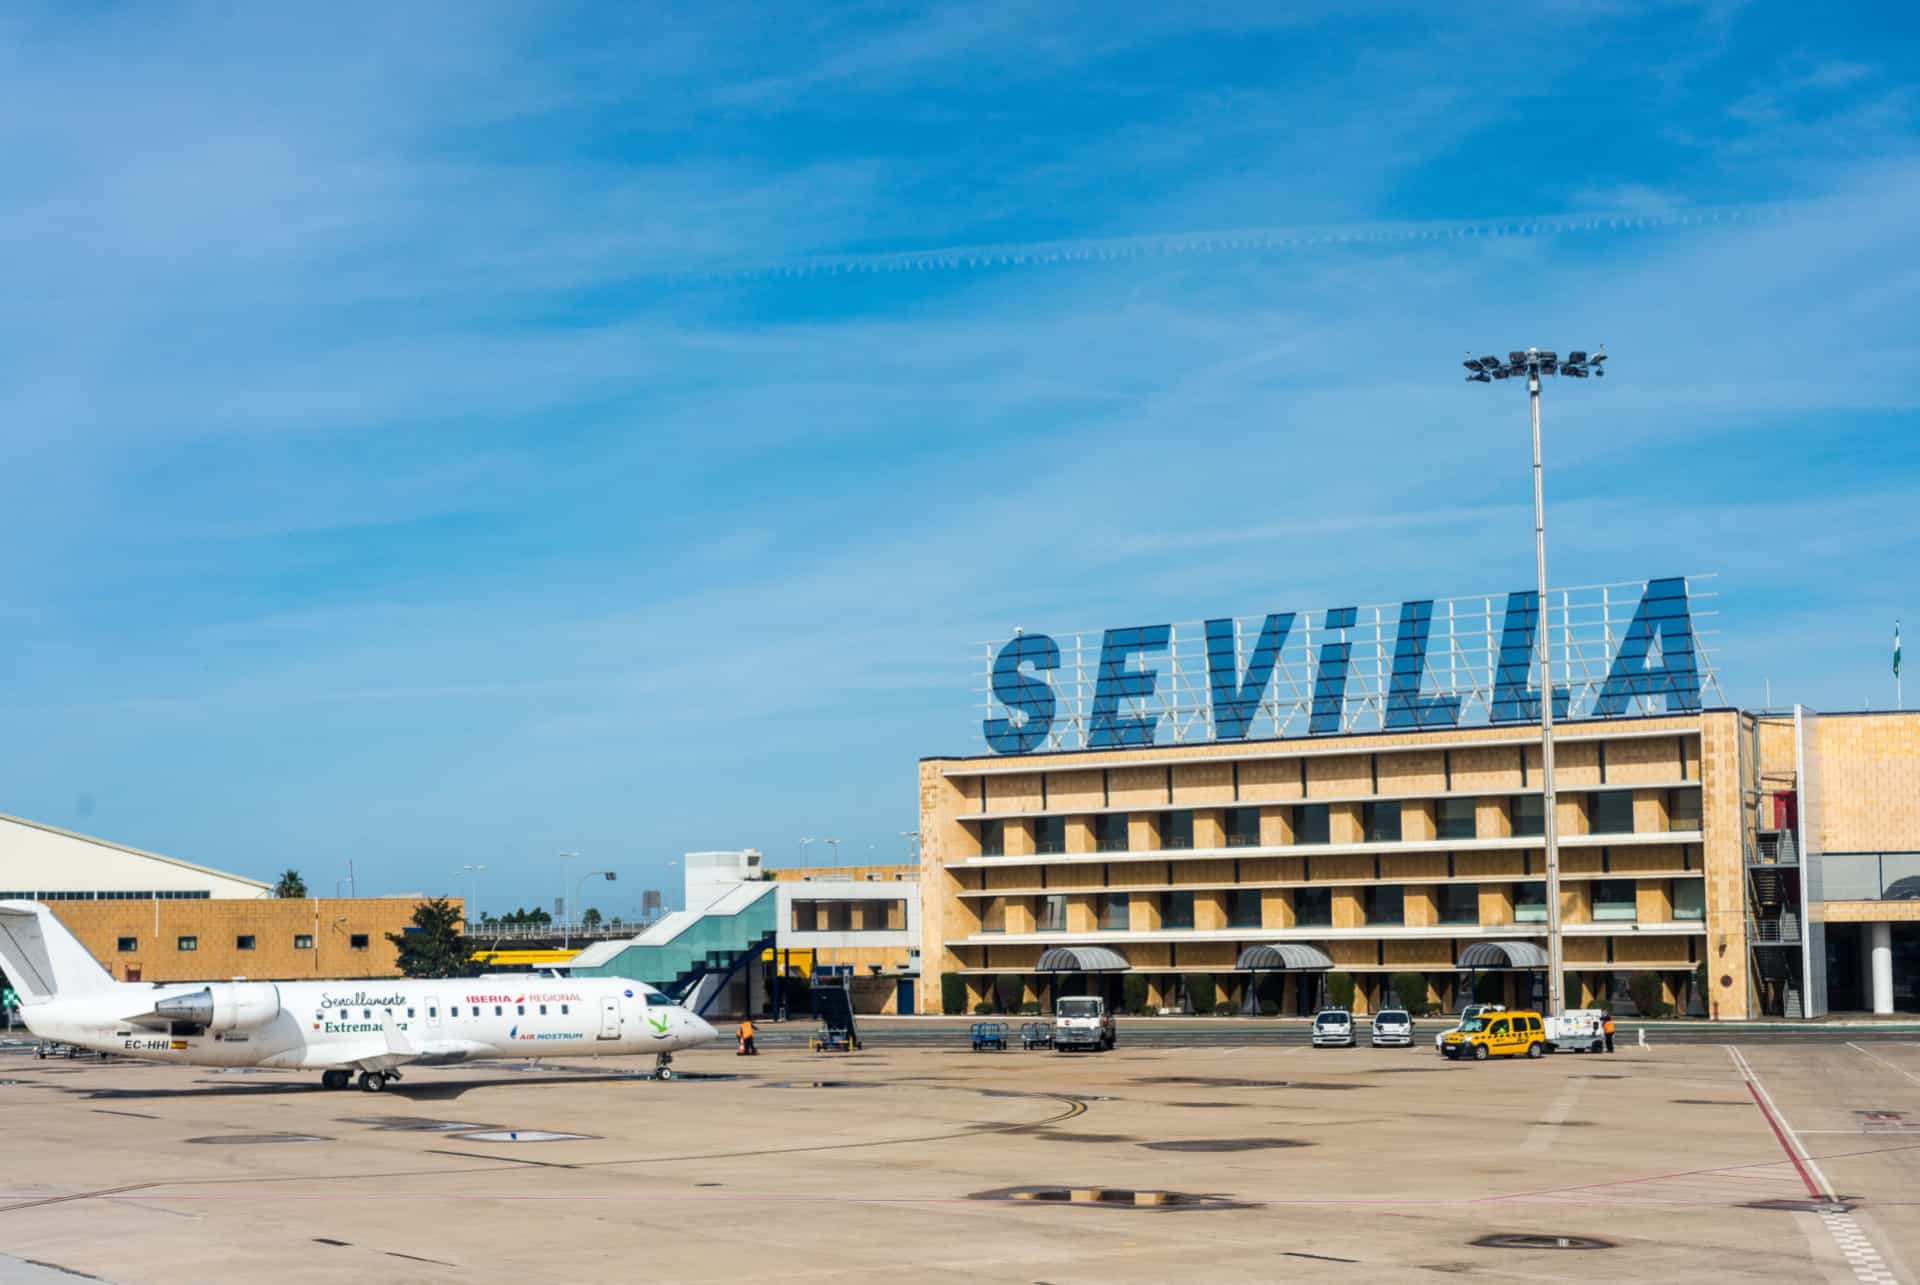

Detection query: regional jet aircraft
xmin=0 ymin=901 xmax=716 ymax=1090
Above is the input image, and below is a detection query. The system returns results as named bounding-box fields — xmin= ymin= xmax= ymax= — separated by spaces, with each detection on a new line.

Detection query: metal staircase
xmin=671 ymin=930 xmax=778 ymax=1016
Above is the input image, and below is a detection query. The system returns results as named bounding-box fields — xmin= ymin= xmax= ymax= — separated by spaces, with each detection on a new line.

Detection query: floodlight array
xmin=1462 ymin=346 xmax=1606 ymax=382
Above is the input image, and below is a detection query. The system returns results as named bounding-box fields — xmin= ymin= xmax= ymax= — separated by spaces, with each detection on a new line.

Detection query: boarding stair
xmin=673 ymin=930 xmax=778 ymax=1017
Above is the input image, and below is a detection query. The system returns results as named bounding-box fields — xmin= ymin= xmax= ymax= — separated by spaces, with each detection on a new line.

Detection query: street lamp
xmin=457 ymin=864 xmax=486 ymax=928
xmin=824 ymin=838 xmax=843 ymax=869
xmin=900 ymin=830 xmax=919 ymax=859
xmin=570 ymin=871 xmax=616 ymax=946
xmin=557 ymin=850 xmax=579 ymax=925
xmin=799 ymin=837 xmax=815 ymax=869
xmin=1462 ymin=345 xmax=1607 ymax=1019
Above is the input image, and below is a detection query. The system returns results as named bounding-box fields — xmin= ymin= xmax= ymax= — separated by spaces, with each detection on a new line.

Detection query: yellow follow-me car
xmin=1440 ymin=1010 xmax=1547 ymax=1060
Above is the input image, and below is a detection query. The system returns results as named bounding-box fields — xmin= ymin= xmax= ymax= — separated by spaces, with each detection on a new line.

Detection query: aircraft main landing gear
xmin=655 ymin=1053 xmax=675 ymax=1081
xmin=358 ymin=1071 xmax=387 ymax=1092
xmin=321 ymin=1069 xmax=350 ymax=1091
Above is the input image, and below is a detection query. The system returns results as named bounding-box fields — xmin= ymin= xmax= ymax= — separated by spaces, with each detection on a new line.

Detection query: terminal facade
xmin=919 ymin=576 xmax=1920 ymax=1019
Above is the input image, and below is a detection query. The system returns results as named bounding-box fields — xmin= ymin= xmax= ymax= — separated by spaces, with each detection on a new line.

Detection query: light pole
xmin=900 ymin=830 xmax=919 ymax=860
xmin=572 ymin=871 xmax=616 ymax=945
xmin=458 ymin=864 xmax=486 ymax=928
xmin=1463 ymin=346 xmax=1606 ymax=1019
xmin=557 ymin=851 xmax=579 ymax=932
xmin=799 ymin=837 xmax=815 ymax=870
xmin=824 ymin=837 xmax=842 ymax=869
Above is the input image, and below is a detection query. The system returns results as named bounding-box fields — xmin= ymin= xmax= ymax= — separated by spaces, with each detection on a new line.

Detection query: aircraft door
xmin=598 ymin=995 xmax=621 ymax=1040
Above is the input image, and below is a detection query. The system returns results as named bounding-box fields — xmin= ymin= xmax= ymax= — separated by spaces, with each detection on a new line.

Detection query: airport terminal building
xmin=917 ymin=577 xmax=1920 ymax=1019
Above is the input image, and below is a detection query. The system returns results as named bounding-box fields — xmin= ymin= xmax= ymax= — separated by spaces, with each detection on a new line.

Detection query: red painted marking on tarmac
xmin=1743 ymin=1081 xmax=1824 ymax=1200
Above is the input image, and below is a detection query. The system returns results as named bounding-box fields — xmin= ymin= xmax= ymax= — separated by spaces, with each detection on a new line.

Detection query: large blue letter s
xmin=984 ymin=633 xmax=1059 ymax=754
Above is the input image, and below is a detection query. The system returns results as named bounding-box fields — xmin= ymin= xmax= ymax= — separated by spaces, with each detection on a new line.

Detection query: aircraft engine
xmin=153 ymin=983 xmax=282 ymax=1032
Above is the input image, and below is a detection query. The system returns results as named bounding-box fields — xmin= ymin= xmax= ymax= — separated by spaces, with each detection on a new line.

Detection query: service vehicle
xmin=1311 ymin=1008 xmax=1355 ymax=1048
xmin=1369 ymin=1008 xmax=1414 ymax=1047
xmin=1434 ymin=1002 xmax=1505 ymax=1051
xmin=1052 ymin=996 xmax=1116 ymax=1051
xmin=1440 ymin=1009 xmax=1547 ymax=1060
xmin=1546 ymin=1008 xmax=1606 ymax=1053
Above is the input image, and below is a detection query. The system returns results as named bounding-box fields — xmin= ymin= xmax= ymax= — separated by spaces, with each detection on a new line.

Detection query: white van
xmin=1434 ymin=1002 xmax=1505 ymax=1051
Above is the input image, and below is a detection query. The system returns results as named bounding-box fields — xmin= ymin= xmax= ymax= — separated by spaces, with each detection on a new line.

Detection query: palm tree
xmin=273 ymin=869 xmax=308 ymax=898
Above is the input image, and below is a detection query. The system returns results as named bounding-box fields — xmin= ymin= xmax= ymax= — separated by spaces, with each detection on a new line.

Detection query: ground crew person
xmin=737 ymin=1018 xmax=757 ymax=1056
xmin=1602 ymin=1012 xmax=1616 ymax=1054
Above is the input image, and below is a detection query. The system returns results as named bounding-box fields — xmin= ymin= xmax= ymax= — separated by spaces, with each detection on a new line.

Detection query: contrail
xmin=669 ymin=201 xmax=1780 ymax=284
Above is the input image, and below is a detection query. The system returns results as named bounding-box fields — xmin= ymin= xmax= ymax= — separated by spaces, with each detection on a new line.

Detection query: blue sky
xmin=1 ymin=3 xmax=1917 ymax=917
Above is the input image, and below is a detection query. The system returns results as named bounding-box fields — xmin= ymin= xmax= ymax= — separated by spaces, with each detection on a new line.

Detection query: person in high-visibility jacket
xmin=737 ymin=1018 xmax=757 ymax=1056
xmin=1602 ymin=1012 xmax=1616 ymax=1054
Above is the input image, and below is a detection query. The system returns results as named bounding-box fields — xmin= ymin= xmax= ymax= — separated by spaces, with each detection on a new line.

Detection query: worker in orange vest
xmin=1602 ymin=1012 xmax=1616 ymax=1054
xmin=737 ymin=1017 xmax=757 ymax=1056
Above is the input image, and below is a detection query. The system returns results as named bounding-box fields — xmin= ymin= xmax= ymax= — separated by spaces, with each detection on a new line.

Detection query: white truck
xmin=1052 ymin=996 xmax=1116 ymax=1051
xmin=1546 ymin=1008 xmax=1607 ymax=1053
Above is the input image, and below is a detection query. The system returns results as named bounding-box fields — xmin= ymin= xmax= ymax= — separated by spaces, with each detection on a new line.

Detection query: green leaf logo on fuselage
xmin=647 ymin=1012 xmax=669 ymax=1036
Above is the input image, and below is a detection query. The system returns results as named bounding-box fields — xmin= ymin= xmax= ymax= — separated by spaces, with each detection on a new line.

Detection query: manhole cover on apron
xmin=1471 ymin=1234 xmax=1612 ymax=1251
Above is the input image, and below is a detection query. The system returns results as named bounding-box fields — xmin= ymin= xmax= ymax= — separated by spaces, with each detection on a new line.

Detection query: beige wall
xmin=49 ymin=897 xmax=448 ymax=983
xmin=1816 ymin=713 xmax=1920 ymax=853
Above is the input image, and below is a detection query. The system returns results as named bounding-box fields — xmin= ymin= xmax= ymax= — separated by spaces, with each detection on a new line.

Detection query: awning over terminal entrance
xmin=1234 ymin=944 xmax=1334 ymax=972
xmin=1456 ymin=941 xmax=1550 ymax=970
xmin=1036 ymin=946 xmax=1130 ymax=973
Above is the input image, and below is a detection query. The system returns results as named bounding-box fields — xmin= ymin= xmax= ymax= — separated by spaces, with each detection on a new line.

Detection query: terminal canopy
xmin=1234 ymin=944 xmax=1334 ymax=972
xmin=1036 ymin=946 xmax=1130 ymax=973
xmin=1456 ymin=941 xmax=1550 ymax=970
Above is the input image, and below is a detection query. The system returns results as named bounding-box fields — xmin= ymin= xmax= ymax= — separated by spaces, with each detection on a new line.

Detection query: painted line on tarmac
xmin=1726 ymin=1045 xmax=1836 ymax=1200
xmin=1846 ymin=1041 xmax=1920 ymax=1087
xmin=1522 ymin=1074 xmax=1586 ymax=1153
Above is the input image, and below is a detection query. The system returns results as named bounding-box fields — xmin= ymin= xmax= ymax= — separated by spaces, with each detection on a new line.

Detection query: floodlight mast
xmin=1462 ymin=346 xmax=1606 ymax=1019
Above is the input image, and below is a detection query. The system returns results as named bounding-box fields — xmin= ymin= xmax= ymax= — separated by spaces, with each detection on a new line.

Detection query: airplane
xmin=0 ymin=900 xmax=718 ymax=1091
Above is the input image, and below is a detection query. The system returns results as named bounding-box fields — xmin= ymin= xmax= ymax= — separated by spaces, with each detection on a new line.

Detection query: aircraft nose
xmin=691 ymin=1014 xmax=718 ymax=1044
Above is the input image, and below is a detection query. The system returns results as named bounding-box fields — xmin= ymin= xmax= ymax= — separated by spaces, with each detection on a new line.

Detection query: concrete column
xmin=1870 ymin=922 xmax=1895 ymax=1016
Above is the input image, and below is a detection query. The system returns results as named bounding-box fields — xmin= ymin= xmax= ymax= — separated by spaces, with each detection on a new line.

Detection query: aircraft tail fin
xmin=0 ymin=901 xmax=117 ymax=1005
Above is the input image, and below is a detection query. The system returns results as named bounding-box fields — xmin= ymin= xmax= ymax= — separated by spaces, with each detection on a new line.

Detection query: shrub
xmin=1389 ymin=972 xmax=1432 ymax=1016
xmin=1626 ymin=971 xmax=1666 ymax=1018
xmin=1123 ymin=973 xmax=1149 ymax=1015
xmin=1258 ymin=1000 xmax=1280 ymax=1017
xmin=1326 ymin=972 xmax=1355 ymax=1010
xmin=940 ymin=974 xmax=967 ymax=1017
xmin=973 ymin=1001 xmax=994 ymax=1016
xmin=1215 ymin=1001 xmax=1239 ymax=1017
xmin=1471 ymin=973 xmax=1503 ymax=1004
xmin=1020 ymin=1002 xmax=1042 ymax=1016
xmin=1184 ymin=972 xmax=1217 ymax=1013
xmin=992 ymin=975 xmax=1022 ymax=1013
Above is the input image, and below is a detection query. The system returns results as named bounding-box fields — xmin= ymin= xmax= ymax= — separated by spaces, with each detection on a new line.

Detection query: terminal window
xmin=176 ymin=935 xmax=198 ymax=952
xmin=1293 ymin=886 xmax=1332 ymax=927
xmin=1041 ymin=894 xmax=1067 ymax=932
xmin=1514 ymin=882 xmax=1548 ymax=923
xmin=294 ymin=934 xmax=314 ymax=949
xmin=1097 ymin=893 xmax=1130 ymax=930
xmin=1161 ymin=891 xmax=1196 ymax=930
xmin=1093 ymin=814 xmax=1129 ymax=852
xmin=1034 ymin=815 xmax=1066 ymax=854
xmin=1293 ymin=804 xmax=1331 ymax=845
xmin=1161 ymin=810 xmax=1195 ymax=850
xmin=1672 ymin=879 xmax=1705 ymax=920
xmin=1229 ymin=888 xmax=1262 ymax=928
xmin=350 ymin=934 xmax=370 ymax=949
xmin=235 ymin=935 xmax=256 ymax=950
xmin=1436 ymin=798 xmax=1478 ymax=841
xmin=1438 ymin=883 xmax=1480 ymax=925
xmin=1592 ymin=879 xmax=1637 ymax=921
xmin=1511 ymin=795 xmax=1545 ymax=836
xmin=1589 ymin=791 xmax=1636 ymax=835
xmin=979 ymin=819 xmax=1005 ymax=857
xmin=1361 ymin=884 xmax=1404 ymax=926
xmin=1225 ymin=807 xmax=1261 ymax=847
xmin=1363 ymin=802 xmax=1401 ymax=843
xmin=116 ymin=936 xmax=137 ymax=952
xmin=1667 ymin=788 xmax=1703 ymax=831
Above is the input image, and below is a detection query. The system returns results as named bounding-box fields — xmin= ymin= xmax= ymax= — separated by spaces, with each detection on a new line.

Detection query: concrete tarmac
xmin=1 ymin=1034 xmax=1916 ymax=1283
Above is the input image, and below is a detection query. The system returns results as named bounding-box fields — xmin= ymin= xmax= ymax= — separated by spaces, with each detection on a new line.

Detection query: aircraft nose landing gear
xmin=654 ymin=1053 xmax=675 ymax=1081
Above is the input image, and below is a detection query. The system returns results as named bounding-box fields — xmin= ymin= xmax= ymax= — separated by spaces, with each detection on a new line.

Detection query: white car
xmin=1311 ymin=1008 xmax=1355 ymax=1048
xmin=1370 ymin=1008 xmax=1414 ymax=1047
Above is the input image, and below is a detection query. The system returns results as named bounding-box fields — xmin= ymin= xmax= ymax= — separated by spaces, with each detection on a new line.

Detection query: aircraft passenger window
xmin=517 ymin=1005 xmax=525 ymax=1016
xmin=363 ymin=1010 xmax=372 ymax=1020
xmin=539 ymin=1005 xmax=548 ymax=1015
xmin=561 ymin=1004 xmax=570 ymax=1015
xmin=407 ymin=1008 xmax=415 ymax=1018
xmin=494 ymin=1006 xmax=502 ymax=1016
xmin=428 ymin=1007 xmax=437 ymax=1017
xmin=315 ymin=1012 xmax=323 ymax=1021
xmin=450 ymin=1006 xmax=460 ymax=1017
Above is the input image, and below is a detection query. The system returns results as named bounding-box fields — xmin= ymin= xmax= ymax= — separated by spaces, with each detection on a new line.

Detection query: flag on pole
xmin=1897 ymin=621 xmax=1903 ymax=680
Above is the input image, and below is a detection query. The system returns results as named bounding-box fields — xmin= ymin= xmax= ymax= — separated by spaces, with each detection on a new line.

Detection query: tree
xmin=1184 ymin=972 xmax=1217 ymax=1013
xmin=581 ymin=907 xmax=602 ymax=929
xmin=1389 ymin=971 xmax=1433 ymax=1016
xmin=1327 ymin=972 xmax=1356 ymax=1009
xmin=387 ymin=898 xmax=476 ymax=979
xmin=273 ymin=869 xmax=308 ymax=898
xmin=940 ymin=973 xmax=967 ymax=1016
